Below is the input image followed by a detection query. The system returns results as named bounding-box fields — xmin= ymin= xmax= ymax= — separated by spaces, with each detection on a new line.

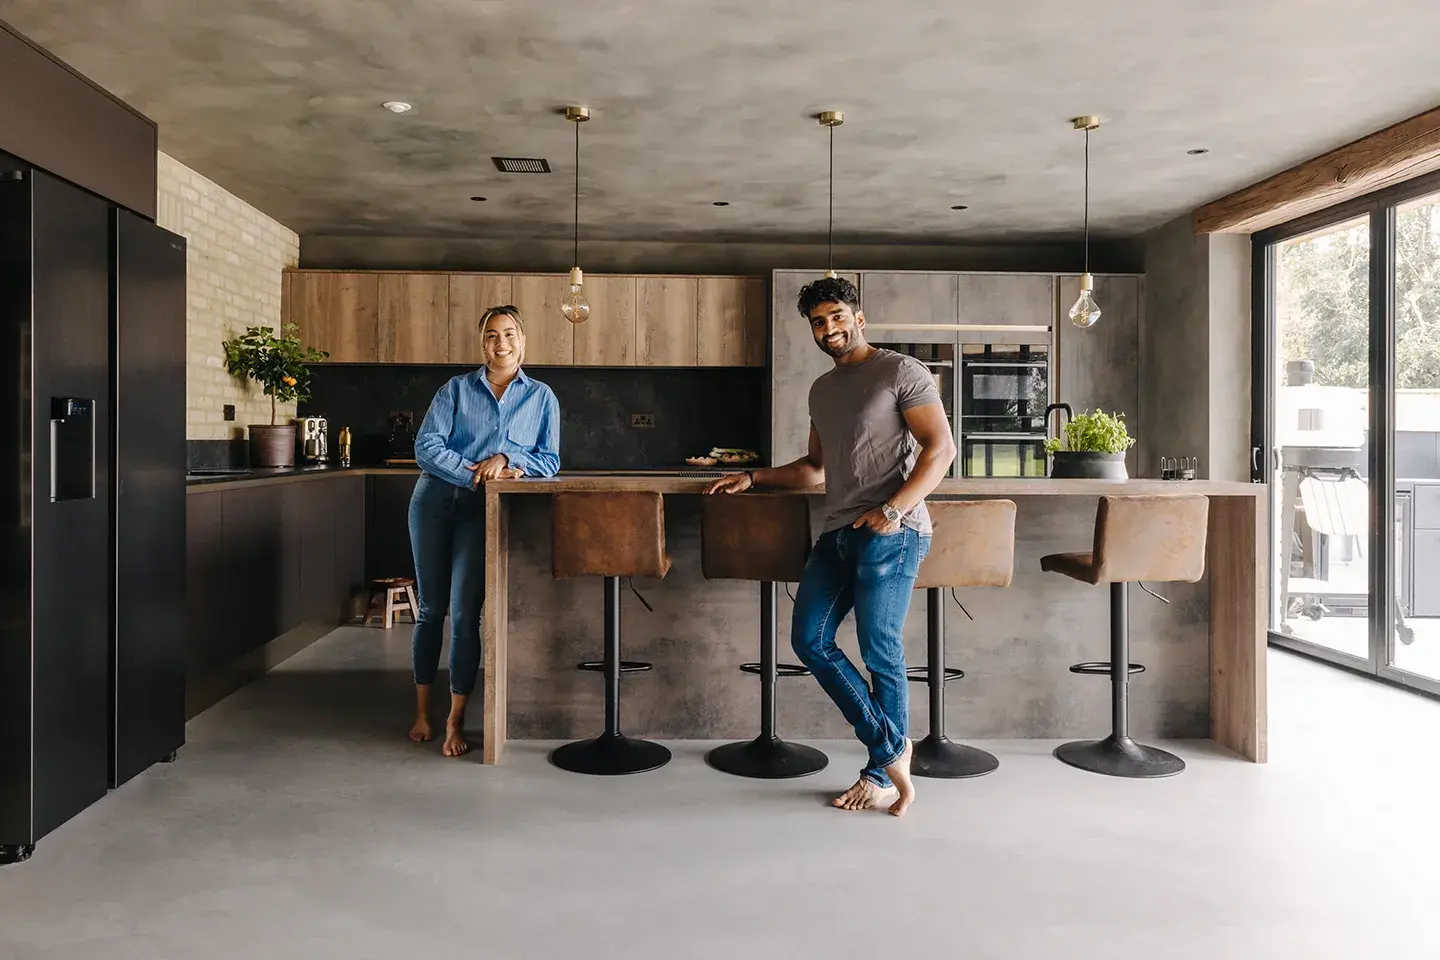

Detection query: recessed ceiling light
xmin=382 ymin=101 xmax=412 ymax=114
xmin=470 ymin=196 xmax=487 ymax=202
xmin=712 ymin=201 xmax=730 ymax=207
xmin=1187 ymin=148 xmax=1209 ymax=155
xmin=950 ymin=204 xmax=969 ymax=211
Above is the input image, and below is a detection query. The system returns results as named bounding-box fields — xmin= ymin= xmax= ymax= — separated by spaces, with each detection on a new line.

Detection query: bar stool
xmin=549 ymin=491 xmax=673 ymax=776
xmin=700 ymin=494 xmax=828 ymax=779
xmin=1041 ymin=494 xmax=1209 ymax=778
xmin=908 ymin=499 xmax=1017 ymax=778
xmin=363 ymin=577 xmax=418 ymax=629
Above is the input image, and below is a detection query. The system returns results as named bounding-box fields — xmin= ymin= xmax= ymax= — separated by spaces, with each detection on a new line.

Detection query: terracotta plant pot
xmin=248 ymin=423 xmax=296 ymax=468
xmin=1048 ymin=450 xmax=1128 ymax=480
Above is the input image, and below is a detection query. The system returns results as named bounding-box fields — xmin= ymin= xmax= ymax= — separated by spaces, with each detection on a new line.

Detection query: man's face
xmin=808 ymin=300 xmax=864 ymax=358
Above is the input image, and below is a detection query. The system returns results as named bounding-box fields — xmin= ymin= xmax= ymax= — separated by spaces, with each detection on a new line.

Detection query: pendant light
xmin=1068 ymin=115 xmax=1102 ymax=329
xmin=561 ymin=105 xmax=591 ymax=324
xmin=818 ymin=111 xmax=844 ymax=279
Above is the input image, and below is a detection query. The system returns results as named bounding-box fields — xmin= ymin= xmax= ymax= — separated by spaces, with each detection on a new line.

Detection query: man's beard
xmin=818 ymin=330 xmax=854 ymax=357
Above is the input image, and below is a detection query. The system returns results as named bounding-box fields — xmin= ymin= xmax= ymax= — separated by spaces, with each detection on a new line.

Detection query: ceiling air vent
xmin=492 ymin=157 xmax=551 ymax=173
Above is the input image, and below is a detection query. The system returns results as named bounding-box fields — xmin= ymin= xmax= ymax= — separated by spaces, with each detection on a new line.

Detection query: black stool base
xmin=0 ymin=844 xmax=35 ymax=866
xmin=706 ymin=736 xmax=829 ymax=780
xmin=911 ymin=735 xmax=999 ymax=779
xmin=1053 ymin=734 xmax=1185 ymax=778
xmin=550 ymin=733 xmax=671 ymax=776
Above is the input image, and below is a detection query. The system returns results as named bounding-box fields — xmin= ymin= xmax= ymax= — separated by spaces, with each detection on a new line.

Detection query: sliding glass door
xmin=1256 ymin=172 xmax=1440 ymax=696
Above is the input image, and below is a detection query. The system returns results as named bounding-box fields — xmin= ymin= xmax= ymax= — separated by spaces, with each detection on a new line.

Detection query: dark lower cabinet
xmin=367 ymin=474 xmax=419 ymax=582
xmin=186 ymin=475 xmax=370 ymax=711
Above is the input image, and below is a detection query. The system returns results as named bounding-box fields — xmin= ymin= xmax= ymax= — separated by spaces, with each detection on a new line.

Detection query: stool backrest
xmin=915 ymin=499 xmax=1017 ymax=589
xmin=700 ymin=494 xmax=811 ymax=582
xmin=1093 ymin=494 xmax=1209 ymax=584
xmin=552 ymin=491 xmax=670 ymax=579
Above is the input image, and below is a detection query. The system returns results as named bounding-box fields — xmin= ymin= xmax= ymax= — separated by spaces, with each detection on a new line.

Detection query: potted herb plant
xmin=222 ymin=323 xmax=328 ymax=467
xmin=1045 ymin=408 xmax=1135 ymax=480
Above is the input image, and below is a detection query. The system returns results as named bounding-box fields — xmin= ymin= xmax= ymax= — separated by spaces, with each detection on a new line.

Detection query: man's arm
xmin=705 ymin=424 xmax=823 ymax=494
xmin=852 ymin=402 xmax=955 ymax=533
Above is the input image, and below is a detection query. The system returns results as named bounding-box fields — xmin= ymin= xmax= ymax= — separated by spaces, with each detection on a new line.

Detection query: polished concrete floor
xmin=4 ymin=626 xmax=1440 ymax=959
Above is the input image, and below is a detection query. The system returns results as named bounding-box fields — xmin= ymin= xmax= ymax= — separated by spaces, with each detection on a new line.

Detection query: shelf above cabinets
xmin=283 ymin=270 xmax=767 ymax=368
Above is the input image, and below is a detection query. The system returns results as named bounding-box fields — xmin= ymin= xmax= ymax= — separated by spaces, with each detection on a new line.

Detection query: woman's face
xmin=482 ymin=313 xmax=525 ymax=369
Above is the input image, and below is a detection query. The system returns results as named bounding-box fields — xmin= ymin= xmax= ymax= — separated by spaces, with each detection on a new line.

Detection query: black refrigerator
xmin=0 ymin=162 xmax=186 ymax=864
xmin=110 ymin=208 xmax=187 ymax=789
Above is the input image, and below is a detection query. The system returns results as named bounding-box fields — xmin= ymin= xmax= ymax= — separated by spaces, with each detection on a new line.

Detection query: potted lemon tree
xmin=222 ymin=323 xmax=328 ymax=467
xmin=1045 ymin=408 xmax=1135 ymax=480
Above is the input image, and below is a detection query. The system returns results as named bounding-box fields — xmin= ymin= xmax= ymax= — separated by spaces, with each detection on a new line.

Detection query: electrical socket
xmin=630 ymin=413 xmax=655 ymax=428
xmin=222 ymin=404 xmax=235 ymax=422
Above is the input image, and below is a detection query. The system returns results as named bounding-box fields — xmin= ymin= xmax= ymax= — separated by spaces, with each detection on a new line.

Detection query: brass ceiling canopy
xmin=564 ymin=105 xmax=591 ymax=123
xmin=1071 ymin=115 xmax=1101 ymax=131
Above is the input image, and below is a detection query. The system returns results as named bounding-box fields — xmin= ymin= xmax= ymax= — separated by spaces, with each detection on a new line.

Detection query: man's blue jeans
xmin=408 ymin=474 xmax=485 ymax=696
xmin=790 ymin=525 xmax=929 ymax=788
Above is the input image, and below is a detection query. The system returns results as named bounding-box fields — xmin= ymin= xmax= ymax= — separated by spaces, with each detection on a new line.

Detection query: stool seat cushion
xmin=915 ymin=499 xmax=1017 ymax=589
xmin=1039 ymin=551 xmax=1099 ymax=584
xmin=552 ymin=491 xmax=672 ymax=579
xmin=701 ymin=494 xmax=811 ymax=583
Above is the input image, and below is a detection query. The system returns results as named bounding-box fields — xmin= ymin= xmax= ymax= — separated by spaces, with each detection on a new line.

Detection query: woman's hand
xmin=468 ymin=454 xmax=511 ymax=487
xmin=705 ymin=472 xmax=754 ymax=495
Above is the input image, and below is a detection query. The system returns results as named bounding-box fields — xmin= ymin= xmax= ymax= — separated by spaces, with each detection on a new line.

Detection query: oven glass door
xmin=962 ymin=436 xmax=1048 ymax=478
xmin=961 ymin=348 xmax=1048 ymax=435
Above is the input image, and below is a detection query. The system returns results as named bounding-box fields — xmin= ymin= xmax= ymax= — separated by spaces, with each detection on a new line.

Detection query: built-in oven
xmin=959 ymin=343 xmax=1050 ymax=477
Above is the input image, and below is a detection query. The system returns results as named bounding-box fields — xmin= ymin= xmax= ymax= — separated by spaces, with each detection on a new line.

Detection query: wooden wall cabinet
xmin=291 ymin=272 xmax=379 ymax=362
xmin=449 ymin=274 xmax=514 ymax=366
xmin=575 ymin=276 xmax=637 ymax=366
xmin=287 ymin=269 xmax=763 ymax=368
xmin=378 ymin=274 xmax=449 ymax=363
xmin=512 ymin=274 xmax=574 ymax=365
xmin=698 ymin=277 xmax=767 ymax=366
xmin=638 ymin=277 xmax=699 ymax=365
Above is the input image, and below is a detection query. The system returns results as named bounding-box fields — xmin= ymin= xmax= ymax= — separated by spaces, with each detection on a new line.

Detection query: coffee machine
xmin=301 ymin=416 xmax=328 ymax=463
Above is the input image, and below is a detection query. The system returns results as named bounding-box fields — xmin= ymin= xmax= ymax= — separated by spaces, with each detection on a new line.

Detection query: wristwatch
xmin=881 ymin=502 xmax=903 ymax=524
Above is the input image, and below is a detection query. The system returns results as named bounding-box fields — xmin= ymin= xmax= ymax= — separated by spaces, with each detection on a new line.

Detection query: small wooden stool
xmin=364 ymin=577 xmax=418 ymax=629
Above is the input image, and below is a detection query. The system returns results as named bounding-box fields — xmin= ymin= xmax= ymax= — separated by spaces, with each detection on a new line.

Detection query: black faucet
xmin=1044 ymin=402 xmax=1073 ymax=437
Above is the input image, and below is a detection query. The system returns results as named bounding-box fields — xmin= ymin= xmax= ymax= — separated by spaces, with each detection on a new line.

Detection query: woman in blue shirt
xmin=408 ymin=304 xmax=560 ymax=757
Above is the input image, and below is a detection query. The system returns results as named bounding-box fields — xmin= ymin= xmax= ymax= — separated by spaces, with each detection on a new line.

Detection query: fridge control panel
xmin=50 ymin=396 xmax=95 ymax=502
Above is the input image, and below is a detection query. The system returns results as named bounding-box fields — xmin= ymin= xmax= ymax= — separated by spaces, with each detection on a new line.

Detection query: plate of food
xmin=707 ymin=447 xmax=760 ymax=466
xmin=685 ymin=456 xmax=718 ymax=467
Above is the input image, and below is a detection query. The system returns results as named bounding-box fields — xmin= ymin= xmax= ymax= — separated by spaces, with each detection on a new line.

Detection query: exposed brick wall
xmin=155 ymin=152 xmax=299 ymax=439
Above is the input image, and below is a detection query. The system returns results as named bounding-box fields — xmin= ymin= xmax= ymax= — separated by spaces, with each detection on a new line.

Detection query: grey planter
xmin=1049 ymin=450 xmax=1128 ymax=480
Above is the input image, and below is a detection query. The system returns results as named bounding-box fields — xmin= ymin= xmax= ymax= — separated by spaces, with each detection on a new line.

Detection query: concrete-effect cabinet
xmin=1057 ymin=274 xmax=1142 ymax=474
xmin=861 ymin=272 xmax=957 ymax=341
xmin=770 ymin=270 xmax=860 ymax=464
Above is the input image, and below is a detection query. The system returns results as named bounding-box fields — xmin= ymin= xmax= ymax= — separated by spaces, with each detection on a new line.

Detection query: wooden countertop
xmin=488 ymin=476 xmax=1265 ymax=496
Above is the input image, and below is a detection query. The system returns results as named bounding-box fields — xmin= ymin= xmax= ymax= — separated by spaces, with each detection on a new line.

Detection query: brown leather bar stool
xmin=909 ymin=499 xmax=1017 ymax=778
xmin=1041 ymin=494 xmax=1209 ymax=778
xmin=700 ymin=495 xmax=828 ymax=779
xmin=549 ymin=491 xmax=673 ymax=776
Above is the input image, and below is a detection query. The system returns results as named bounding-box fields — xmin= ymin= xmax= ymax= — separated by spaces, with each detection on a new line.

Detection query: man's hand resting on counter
xmin=705 ymin=471 xmax=754 ymax=495
xmin=469 ymin=455 xmax=523 ymax=487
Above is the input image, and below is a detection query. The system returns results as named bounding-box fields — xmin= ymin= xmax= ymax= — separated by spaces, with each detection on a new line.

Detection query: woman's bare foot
xmin=408 ymin=717 xmax=433 ymax=743
xmin=442 ymin=724 xmax=470 ymax=757
xmin=831 ymin=778 xmax=898 ymax=811
xmin=884 ymin=739 xmax=915 ymax=817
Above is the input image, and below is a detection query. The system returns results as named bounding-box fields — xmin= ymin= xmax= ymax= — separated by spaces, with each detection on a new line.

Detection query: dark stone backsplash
xmin=295 ymin=364 xmax=769 ymax=470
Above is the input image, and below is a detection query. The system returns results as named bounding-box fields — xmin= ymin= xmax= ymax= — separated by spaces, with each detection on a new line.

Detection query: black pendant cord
xmin=1082 ymin=127 xmax=1090 ymax=276
xmin=573 ymin=119 xmax=581 ymax=269
xmin=827 ymin=123 xmax=835 ymax=273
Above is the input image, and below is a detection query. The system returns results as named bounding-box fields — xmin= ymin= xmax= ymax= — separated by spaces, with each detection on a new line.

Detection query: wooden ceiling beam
xmin=1192 ymin=104 xmax=1440 ymax=235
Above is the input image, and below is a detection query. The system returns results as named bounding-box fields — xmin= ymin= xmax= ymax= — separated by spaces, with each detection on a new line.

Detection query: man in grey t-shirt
xmin=707 ymin=276 xmax=956 ymax=817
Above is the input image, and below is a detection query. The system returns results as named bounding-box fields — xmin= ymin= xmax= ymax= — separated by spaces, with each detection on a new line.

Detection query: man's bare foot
xmin=408 ymin=717 xmax=433 ymax=743
xmin=831 ymin=778 xmax=898 ymax=811
xmin=884 ymin=739 xmax=915 ymax=817
xmin=442 ymin=725 xmax=470 ymax=757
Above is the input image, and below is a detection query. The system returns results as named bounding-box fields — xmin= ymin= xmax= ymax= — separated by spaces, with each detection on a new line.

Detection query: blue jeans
xmin=791 ymin=526 xmax=929 ymax=789
xmin=408 ymin=474 xmax=486 ymax=696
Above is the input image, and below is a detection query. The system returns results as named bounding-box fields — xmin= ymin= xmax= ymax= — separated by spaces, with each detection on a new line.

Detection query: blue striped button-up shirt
xmin=415 ymin=367 xmax=561 ymax=487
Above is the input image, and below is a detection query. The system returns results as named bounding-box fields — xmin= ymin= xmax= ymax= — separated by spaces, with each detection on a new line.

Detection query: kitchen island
xmin=482 ymin=476 xmax=1265 ymax=765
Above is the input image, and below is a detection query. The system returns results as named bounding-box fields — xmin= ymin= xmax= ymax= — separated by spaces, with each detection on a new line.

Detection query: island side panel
xmin=1208 ymin=494 xmax=1268 ymax=762
xmin=483 ymin=489 xmax=510 ymax=764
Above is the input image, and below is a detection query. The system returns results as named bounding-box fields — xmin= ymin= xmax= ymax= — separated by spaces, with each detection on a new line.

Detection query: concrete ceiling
xmin=4 ymin=0 xmax=1440 ymax=244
